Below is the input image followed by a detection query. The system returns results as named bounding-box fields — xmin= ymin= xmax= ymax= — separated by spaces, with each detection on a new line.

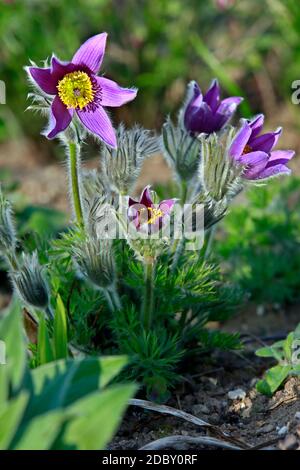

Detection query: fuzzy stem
xmin=171 ymin=236 xmax=186 ymax=273
xmin=203 ymin=225 xmax=216 ymax=260
xmin=109 ymin=284 xmax=122 ymax=311
xmin=68 ymin=141 xmax=83 ymax=226
xmin=141 ymin=260 xmax=155 ymax=330
xmin=104 ymin=289 xmax=115 ymax=313
xmin=181 ymin=179 xmax=188 ymax=204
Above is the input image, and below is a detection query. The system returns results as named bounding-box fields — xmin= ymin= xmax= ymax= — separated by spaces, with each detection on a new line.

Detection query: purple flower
xmin=27 ymin=33 xmax=137 ymax=147
xmin=128 ymin=186 xmax=175 ymax=233
xmin=184 ymin=79 xmax=243 ymax=134
xmin=229 ymin=115 xmax=295 ymax=180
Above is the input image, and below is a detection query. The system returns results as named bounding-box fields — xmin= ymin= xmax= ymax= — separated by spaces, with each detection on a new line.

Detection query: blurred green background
xmin=0 ymin=0 xmax=300 ymax=157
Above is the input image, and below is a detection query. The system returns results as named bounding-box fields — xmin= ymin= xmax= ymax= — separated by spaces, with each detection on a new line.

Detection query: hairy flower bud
xmin=0 ymin=188 xmax=17 ymax=252
xmin=161 ymin=117 xmax=201 ymax=182
xmin=12 ymin=252 xmax=50 ymax=311
xmin=199 ymin=128 xmax=244 ymax=202
xmin=72 ymin=236 xmax=116 ymax=290
xmin=100 ymin=124 xmax=159 ymax=194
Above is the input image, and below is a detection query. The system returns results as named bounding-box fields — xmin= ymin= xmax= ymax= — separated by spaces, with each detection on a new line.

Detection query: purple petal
xmin=72 ymin=33 xmax=107 ymax=74
xmin=266 ymin=150 xmax=295 ymax=168
xmin=217 ymin=96 xmax=243 ymax=116
xmin=128 ymin=196 xmax=139 ymax=207
xmin=97 ymin=77 xmax=137 ymax=107
xmin=76 ymin=106 xmax=117 ymax=148
xmin=238 ymin=150 xmax=269 ymax=179
xmin=229 ymin=121 xmax=252 ymax=159
xmin=51 ymin=56 xmax=76 ymax=83
xmin=203 ymin=79 xmax=220 ymax=112
xmin=248 ymin=114 xmax=264 ymax=139
xmin=139 ymin=186 xmax=153 ymax=207
xmin=255 ymin=164 xmax=291 ymax=180
xmin=27 ymin=67 xmax=57 ymax=95
xmin=188 ymin=81 xmax=203 ymax=107
xmin=250 ymin=128 xmax=282 ymax=154
xmin=185 ymin=101 xmax=216 ymax=134
xmin=46 ymin=96 xmax=73 ymax=139
xmin=159 ymin=199 xmax=176 ymax=216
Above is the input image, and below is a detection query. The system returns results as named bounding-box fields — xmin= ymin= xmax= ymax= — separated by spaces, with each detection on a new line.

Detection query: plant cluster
xmin=0 ymin=32 xmax=295 ymax=401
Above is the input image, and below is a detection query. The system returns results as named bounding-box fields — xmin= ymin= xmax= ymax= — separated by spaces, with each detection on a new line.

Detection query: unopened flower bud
xmin=0 ymin=189 xmax=16 ymax=252
xmin=12 ymin=252 xmax=50 ymax=311
xmin=101 ymin=124 xmax=158 ymax=194
xmin=161 ymin=117 xmax=201 ymax=182
xmin=72 ymin=236 xmax=116 ymax=290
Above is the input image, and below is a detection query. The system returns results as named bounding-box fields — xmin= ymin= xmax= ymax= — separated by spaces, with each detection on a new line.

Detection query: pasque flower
xmin=184 ymin=79 xmax=243 ymax=134
xmin=128 ymin=186 xmax=175 ymax=233
xmin=230 ymin=114 xmax=295 ymax=180
xmin=27 ymin=33 xmax=137 ymax=147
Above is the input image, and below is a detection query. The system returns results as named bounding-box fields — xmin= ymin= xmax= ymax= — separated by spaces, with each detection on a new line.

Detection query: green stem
xmin=109 ymin=284 xmax=122 ymax=311
xmin=203 ymin=225 xmax=216 ymax=260
xmin=171 ymin=236 xmax=186 ymax=273
xmin=104 ymin=289 xmax=115 ymax=313
xmin=181 ymin=179 xmax=188 ymax=204
xmin=141 ymin=261 xmax=155 ymax=330
xmin=68 ymin=141 xmax=83 ymax=226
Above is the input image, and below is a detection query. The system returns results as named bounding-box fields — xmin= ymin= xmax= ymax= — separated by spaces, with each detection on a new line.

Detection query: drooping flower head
xmin=183 ymin=79 xmax=243 ymax=135
xmin=128 ymin=186 xmax=176 ymax=234
xmin=230 ymin=115 xmax=295 ymax=180
xmin=27 ymin=33 xmax=137 ymax=148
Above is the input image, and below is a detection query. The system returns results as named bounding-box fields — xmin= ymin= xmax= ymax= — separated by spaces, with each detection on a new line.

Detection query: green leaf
xmin=28 ymin=356 xmax=128 ymax=419
xmin=99 ymin=356 xmax=128 ymax=388
xmin=256 ymin=365 xmax=291 ymax=396
xmin=63 ymin=384 xmax=136 ymax=450
xmin=0 ymin=299 xmax=26 ymax=391
xmin=37 ymin=316 xmax=54 ymax=365
xmin=0 ymin=392 xmax=29 ymax=450
xmin=53 ymin=294 xmax=68 ymax=360
xmin=283 ymin=332 xmax=294 ymax=362
xmin=256 ymin=344 xmax=284 ymax=361
xmin=14 ymin=410 xmax=64 ymax=450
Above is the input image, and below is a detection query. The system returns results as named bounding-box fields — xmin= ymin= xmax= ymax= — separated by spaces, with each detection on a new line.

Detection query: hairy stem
xmin=203 ymin=225 xmax=216 ymax=260
xmin=171 ymin=236 xmax=186 ymax=273
xmin=109 ymin=284 xmax=122 ymax=311
xmin=141 ymin=260 xmax=155 ymax=330
xmin=68 ymin=141 xmax=83 ymax=226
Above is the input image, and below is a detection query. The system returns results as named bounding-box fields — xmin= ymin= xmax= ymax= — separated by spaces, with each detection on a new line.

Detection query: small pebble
xmin=259 ymin=423 xmax=275 ymax=434
xmin=192 ymin=404 xmax=210 ymax=415
xmin=228 ymin=388 xmax=246 ymax=400
xmin=294 ymin=411 xmax=300 ymax=421
xmin=277 ymin=425 xmax=288 ymax=437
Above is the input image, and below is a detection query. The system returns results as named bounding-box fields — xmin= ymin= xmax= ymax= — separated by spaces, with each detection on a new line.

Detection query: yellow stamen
xmin=57 ymin=71 xmax=94 ymax=109
xmin=147 ymin=207 xmax=163 ymax=225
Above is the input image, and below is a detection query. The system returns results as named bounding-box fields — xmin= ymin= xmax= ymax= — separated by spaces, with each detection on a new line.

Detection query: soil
xmin=1 ymin=138 xmax=300 ymax=451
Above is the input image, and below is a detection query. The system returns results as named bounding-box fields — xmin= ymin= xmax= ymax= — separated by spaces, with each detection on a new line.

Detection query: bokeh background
xmin=0 ymin=0 xmax=300 ymax=208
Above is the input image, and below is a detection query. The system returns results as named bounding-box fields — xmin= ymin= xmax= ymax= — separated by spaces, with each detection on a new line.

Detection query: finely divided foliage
xmin=0 ymin=32 xmax=296 ymax=414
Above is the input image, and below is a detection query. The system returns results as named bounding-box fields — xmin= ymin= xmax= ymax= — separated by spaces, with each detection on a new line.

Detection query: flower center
xmin=242 ymin=144 xmax=253 ymax=155
xmin=137 ymin=207 xmax=164 ymax=226
xmin=57 ymin=71 xmax=94 ymax=109
xmin=147 ymin=207 xmax=164 ymax=225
